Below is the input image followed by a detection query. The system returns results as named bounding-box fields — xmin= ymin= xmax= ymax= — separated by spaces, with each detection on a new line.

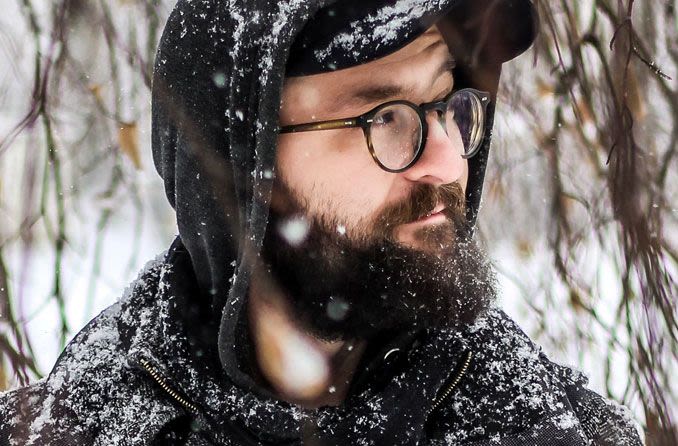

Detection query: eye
xmin=374 ymin=110 xmax=396 ymax=126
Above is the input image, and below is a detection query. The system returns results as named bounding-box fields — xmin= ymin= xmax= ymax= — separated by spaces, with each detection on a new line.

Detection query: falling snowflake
xmin=278 ymin=216 xmax=310 ymax=246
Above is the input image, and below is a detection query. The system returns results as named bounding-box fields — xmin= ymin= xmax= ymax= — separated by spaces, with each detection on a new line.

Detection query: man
xmin=0 ymin=0 xmax=643 ymax=445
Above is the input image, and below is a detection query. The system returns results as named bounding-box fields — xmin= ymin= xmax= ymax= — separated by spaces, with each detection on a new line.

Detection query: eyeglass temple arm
xmin=279 ymin=118 xmax=359 ymax=134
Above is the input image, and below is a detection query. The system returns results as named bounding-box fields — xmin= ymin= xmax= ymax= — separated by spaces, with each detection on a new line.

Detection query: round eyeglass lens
xmin=446 ymin=90 xmax=486 ymax=158
xmin=369 ymin=103 xmax=422 ymax=170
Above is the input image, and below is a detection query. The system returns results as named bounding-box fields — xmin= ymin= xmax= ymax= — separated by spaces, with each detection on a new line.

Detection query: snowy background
xmin=0 ymin=1 xmax=675 ymax=442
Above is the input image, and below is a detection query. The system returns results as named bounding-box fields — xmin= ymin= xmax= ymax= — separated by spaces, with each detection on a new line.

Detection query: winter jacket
xmin=0 ymin=240 xmax=643 ymax=445
xmin=0 ymin=0 xmax=645 ymax=444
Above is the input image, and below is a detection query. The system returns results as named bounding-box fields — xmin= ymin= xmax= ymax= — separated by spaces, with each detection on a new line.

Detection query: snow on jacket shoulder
xmin=0 ymin=258 xmax=191 ymax=445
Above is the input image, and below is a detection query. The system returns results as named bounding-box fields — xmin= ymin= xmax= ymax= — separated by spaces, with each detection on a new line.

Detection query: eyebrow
xmin=340 ymin=54 xmax=456 ymax=110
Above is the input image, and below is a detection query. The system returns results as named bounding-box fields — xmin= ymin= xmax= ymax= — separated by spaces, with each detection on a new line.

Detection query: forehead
xmin=281 ymin=26 xmax=453 ymax=115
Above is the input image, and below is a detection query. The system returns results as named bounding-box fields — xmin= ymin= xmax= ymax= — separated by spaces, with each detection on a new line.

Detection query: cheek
xmin=275 ymin=131 xmax=395 ymax=225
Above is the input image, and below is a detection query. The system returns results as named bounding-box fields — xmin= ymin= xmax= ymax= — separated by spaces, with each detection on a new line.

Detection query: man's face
xmin=258 ymin=26 xmax=495 ymax=342
xmin=276 ymin=26 xmax=468 ymax=252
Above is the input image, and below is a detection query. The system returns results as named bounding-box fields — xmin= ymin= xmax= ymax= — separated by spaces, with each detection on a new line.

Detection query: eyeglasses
xmin=279 ymin=88 xmax=491 ymax=173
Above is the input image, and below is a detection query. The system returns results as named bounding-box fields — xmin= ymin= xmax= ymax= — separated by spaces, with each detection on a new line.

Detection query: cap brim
xmin=439 ymin=0 xmax=539 ymax=67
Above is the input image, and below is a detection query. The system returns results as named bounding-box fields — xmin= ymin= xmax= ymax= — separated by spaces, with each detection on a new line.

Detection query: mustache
xmin=372 ymin=182 xmax=466 ymax=232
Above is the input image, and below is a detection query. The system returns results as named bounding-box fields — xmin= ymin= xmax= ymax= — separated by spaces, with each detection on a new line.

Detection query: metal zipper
xmin=139 ymin=357 xmax=199 ymax=414
xmin=427 ymin=350 xmax=472 ymax=416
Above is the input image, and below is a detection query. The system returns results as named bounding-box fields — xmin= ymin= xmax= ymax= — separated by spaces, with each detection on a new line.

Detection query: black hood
xmin=151 ymin=0 xmax=537 ymax=392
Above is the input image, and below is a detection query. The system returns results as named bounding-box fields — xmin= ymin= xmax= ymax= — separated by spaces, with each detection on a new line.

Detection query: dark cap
xmin=286 ymin=0 xmax=538 ymax=76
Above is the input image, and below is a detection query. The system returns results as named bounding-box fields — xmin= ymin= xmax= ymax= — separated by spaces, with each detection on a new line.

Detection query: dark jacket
xmin=1 ymin=0 xmax=644 ymax=444
xmin=0 ymin=241 xmax=643 ymax=445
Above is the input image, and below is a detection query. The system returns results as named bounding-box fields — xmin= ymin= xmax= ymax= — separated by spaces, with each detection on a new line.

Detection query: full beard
xmin=255 ymin=179 xmax=498 ymax=342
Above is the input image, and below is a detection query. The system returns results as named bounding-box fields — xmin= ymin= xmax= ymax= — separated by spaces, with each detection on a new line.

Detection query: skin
xmin=249 ymin=26 xmax=469 ymax=408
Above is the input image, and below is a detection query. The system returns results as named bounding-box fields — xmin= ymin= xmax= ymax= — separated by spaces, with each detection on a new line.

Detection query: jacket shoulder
xmin=427 ymin=308 xmax=643 ymax=445
xmin=0 ymin=257 xmax=183 ymax=445
xmin=0 ymin=377 xmax=92 ymax=445
xmin=542 ymin=358 xmax=644 ymax=445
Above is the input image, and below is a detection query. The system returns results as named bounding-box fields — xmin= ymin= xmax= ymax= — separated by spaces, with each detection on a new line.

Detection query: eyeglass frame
xmin=278 ymin=88 xmax=492 ymax=173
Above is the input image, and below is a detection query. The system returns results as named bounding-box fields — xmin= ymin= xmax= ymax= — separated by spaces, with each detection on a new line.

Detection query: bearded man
xmin=0 ymin=0 xmax=643 ymax=445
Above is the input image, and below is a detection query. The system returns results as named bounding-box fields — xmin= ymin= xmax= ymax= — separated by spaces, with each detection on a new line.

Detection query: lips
xmin=416 ymin=203 xmax=446 ymax=222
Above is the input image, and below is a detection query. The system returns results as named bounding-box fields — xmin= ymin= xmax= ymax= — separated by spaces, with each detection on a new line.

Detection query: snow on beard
xmin=256 ymin=177 xmax=498 ymax=342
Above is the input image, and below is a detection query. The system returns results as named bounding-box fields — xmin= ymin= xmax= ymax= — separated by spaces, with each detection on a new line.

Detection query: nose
xmin=401 ymin=110 xmax=467 ymax=187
